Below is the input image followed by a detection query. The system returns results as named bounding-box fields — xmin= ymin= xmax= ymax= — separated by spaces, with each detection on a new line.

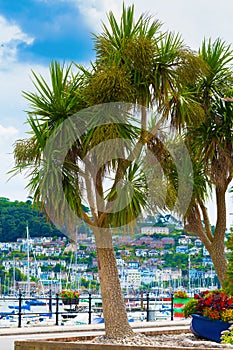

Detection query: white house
xmin=141 ymin=226 xmax=169 ymax=235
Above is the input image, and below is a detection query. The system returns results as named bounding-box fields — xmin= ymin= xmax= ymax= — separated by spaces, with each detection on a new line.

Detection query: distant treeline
xmin=0 ymin=197 xmax=65 ymax=242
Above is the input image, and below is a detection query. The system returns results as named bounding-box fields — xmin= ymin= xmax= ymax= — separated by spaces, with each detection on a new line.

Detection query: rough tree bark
xmin=208 ymin=187 xmax=228 ymax=286
xmin=95 ymin=229 xmax=134 ymax=338
xmin=185 ymin=187 xmax=228 ymax=287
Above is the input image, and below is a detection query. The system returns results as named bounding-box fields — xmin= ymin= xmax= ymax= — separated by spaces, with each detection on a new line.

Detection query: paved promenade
xmin=0 ymin=318 xmax=190 ymax=336
xmin=0 ymin=319 xmax=191 ymax=350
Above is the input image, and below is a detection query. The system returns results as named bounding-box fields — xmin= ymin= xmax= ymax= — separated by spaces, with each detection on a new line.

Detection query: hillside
xmin=0 ymin=197 xmax=64 ymax=242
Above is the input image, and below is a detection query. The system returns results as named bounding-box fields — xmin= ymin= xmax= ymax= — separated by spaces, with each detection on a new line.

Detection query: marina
xmin=0 ymin=292 xmax=184 ymax=328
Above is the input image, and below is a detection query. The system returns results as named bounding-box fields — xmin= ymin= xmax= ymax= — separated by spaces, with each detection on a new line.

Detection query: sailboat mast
xmin=26 ymin=225 xmax=30 ymax=297
xmin=13 ymin=260 xmax=16 ymax=296
xmin=75 ymin=226 xmax=78 ymax=289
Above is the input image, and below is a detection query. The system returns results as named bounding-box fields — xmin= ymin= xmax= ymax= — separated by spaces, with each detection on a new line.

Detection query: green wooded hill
xmin=0 ymin=197 xmax=64 ymax=242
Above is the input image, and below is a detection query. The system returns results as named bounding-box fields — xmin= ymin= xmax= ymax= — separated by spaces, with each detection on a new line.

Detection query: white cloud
xmin=0 ymin=61 xmax=49 ymax=202
xmin=0 ymin=125 xmax=17 ymax=138
xmin=131 ymin=0 xmax=233 ymax=50
xmin=0 ymin=62 xmax=49 ymax=128
xmin=0 ymin=121 xmax=26 ymax=201
xmin=0 ymin=16 xmax=33 ymax=44
xmin=47 ymin=0 xmax=121 ymax=32
xmin=0 ymin=15 xmax=34 ymax=65
xmin=69 ymin=0 xmax=233 ymax=51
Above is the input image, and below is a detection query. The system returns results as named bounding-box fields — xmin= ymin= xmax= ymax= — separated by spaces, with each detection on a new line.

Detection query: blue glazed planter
xmin=191 ymin=314 xmax=231 ymax=343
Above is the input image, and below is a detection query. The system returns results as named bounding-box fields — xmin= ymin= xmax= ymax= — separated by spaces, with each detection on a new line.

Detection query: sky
xmin=0 ymin=0 xmax=232 ymax=226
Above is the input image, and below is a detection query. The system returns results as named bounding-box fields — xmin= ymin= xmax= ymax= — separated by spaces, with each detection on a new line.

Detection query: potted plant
xmin=173 ymin=290 xmax=190 ymax=317
xmin=183 ymin=290 xmax=233 ymax=343
xmin=174 ymin=290 xmax=188 ymax=299
xmin=59 ymin=290 xmax=80 ymax=305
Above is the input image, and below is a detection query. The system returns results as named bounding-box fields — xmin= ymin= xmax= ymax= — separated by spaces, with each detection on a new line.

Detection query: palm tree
xmin=149 ymin=38 xmax=233 ymax=287
xmin=12 ymin=5 xmax=211 ymax=339
xmin=87 ymin=4 xmax=205 ymax=131
xmin=184 ymin=39 xmax=233 ymax=286
xmin=84 ymin=4 xmax=206 ymax=216
xmin=13 ymin=61 xmax=148 ymax=337
xmin=185 ymin=99 xmax=233 ymax=286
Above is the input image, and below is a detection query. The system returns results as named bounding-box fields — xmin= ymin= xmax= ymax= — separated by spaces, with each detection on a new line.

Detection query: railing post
xmin=88 ymin=293 xmax=92 ymax=324
xmin=49 ymin=289 xmax=52 ymax=316
xmin=171 ymin=292 xmax=174 ymax=321
xmin=140 ymin=291 xmax=144 ymax=310
xmin=146 ymin=292 xmax=150 ymax=322
xmin=55 ymin=293 xmax=59 ymax=326
xmin=18 ymin=290 xmax=22 ymax=328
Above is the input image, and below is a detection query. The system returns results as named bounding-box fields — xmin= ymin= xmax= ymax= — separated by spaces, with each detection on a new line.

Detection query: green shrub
xmin=221 ymin=325 xmax=233 ymax=345
xmin=183 ymin=299 xmax=198 ymax=318
xmin=174 ymin=290 xmax=188 ymax=298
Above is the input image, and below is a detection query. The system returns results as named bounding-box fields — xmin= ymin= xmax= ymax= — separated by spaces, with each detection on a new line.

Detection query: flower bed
xmin=183 ymin=290 xmax=233 ymax=343
xmin=14 ymin=330 xmax=231 ymax=350
xmin=59 ymin=290 xmax=80 ymax=305
xmin=174 ymin=290 xmax=188 ymax=299
xmin=191 ymin=314 xmax=231 ymax=343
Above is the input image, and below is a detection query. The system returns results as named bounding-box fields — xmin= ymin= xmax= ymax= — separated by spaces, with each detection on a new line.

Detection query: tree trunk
xmin=95 ymin=230 xmax=134 ymax=338
xmin=208 ymin=187 xmax=228 ymax=287
xmin=185 ymin=188 xmax=228 ymax=287
xmin=209 ymin=240 xmax=227 ymax=287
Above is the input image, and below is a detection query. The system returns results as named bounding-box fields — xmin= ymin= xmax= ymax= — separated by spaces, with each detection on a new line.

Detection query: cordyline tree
xmin=148 ymin=37 xmax=233 ymax=288
xmin=12 ymin=5 xmax=210 ymax=339
xmin=183 ymin=39 xmax=233 ymax=287
xmin=150 ymin=38 xmax=233 ymax=287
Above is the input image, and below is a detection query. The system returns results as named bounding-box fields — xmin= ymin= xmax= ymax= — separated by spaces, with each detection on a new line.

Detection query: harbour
xmin=0 ymin=292 xmax=185 ymax=328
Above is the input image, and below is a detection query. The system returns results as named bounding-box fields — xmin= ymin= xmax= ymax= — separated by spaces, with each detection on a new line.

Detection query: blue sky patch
xmin=0 ymin=0 xmax=94 ymax=64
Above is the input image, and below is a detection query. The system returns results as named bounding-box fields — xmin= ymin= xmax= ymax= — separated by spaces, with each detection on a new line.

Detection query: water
xmin=0 ymin=296 xmax=175 ymax=328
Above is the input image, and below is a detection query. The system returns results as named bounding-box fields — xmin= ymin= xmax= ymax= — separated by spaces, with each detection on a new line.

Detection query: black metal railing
xmin=0 ymin=291 xmax=176 ymax=328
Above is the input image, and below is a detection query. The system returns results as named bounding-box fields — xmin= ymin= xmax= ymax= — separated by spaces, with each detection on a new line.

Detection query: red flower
xmin=193 ymin=290 xmax=233 ymax=321
xmin=59 ymin=290 xmax=80 ymax=299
